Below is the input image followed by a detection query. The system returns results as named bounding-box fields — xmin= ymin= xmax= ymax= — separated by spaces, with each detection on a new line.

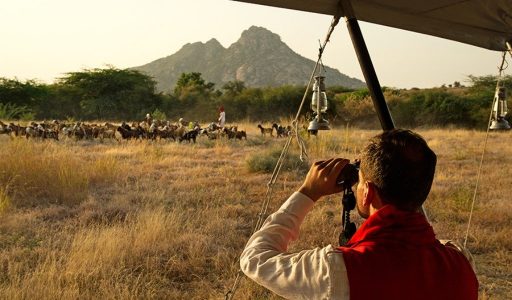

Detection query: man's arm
xmin=240 ymin=192 xmax=349 ymax=300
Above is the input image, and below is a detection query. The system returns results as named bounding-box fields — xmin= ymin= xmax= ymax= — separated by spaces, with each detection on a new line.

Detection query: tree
xmin=173 ymin=72 xmax=215 ymax=96
xmin=467 ymin=74 xmax=512 ymax=91
xmin=0 ymin=78 xmax=47 ymax=108
xmin=222 ymin=80 xmax=246 ymax=96
xmin=58 ymin=67 xmax=161 ymax=120
xmin=170 ymin=72 xmax=218 ymax=121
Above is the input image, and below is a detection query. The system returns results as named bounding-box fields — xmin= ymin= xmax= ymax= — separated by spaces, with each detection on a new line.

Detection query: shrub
xmin=0 ymin=103 xmax=33 ymax=120
xmin=246 ymin=147 xmax=309 ymax=174
xmin=151 ymin=108 xmax=167 ymax=121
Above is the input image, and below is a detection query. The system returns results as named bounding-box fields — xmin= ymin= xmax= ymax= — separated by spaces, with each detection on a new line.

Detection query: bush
xmin=0 ymin=103 xmax=33 ymax=120
xmin=152 ymin=108 xmax=167 ymax=121
xmin=246 ymin=147 xmax=309 ymax=174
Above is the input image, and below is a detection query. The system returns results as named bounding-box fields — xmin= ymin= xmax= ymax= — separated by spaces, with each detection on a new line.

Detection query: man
xmin=240 ymin=129 xmax=478 ymax=299
xmin=218 ymin=106 xmax=226 ymax=128
xmin=145 ymin=113 xmax=153 ymax=126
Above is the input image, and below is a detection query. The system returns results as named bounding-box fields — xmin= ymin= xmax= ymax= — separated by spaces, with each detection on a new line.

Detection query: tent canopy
xmin=233 ymin=0 xmax=512 ymax=51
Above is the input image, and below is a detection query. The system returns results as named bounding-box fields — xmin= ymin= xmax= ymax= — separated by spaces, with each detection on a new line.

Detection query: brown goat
xmin=257 ymin=124 xmax=273 ymax=137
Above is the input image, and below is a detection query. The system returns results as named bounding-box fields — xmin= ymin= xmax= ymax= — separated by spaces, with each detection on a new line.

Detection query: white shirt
xmin=219 ymin=111 xmax=225 ymax=127
xmin=240 ymin=192 xmax=350 ymax=300
xmin=240 ymin=193 xmax=473 ymax=300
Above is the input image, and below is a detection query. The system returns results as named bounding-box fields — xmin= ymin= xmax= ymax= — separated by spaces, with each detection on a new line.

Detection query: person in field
xmin=145 ymin=113 xmax=153 ymax=125
xmin=240 ymin=129 xmax=478 ymax=300
xmin=218 ymin=106 xmax=225 ymax=128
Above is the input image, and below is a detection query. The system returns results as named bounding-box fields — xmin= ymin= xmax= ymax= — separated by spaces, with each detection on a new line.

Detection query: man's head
xmin=356 ymin=129 xmax=436 ymax=215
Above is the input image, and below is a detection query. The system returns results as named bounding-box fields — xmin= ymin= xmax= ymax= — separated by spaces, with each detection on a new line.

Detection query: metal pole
xmin=342 ymin=12 xmax=395 ymax=130
xmin=340 ymin=0 xmax=428 ymax=219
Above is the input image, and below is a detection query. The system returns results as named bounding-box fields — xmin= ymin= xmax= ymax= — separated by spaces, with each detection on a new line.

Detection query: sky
xmin=0 ymin=0 xmax=506 ymax=89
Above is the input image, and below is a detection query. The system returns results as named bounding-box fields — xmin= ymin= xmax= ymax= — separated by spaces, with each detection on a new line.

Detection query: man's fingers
xmin=317 ymin=158 xmax=334 ymax=170
xmin=313 ymin=160 xmax=325 ymax=166
xmin=319 ymin=158 xmax=348 ymax=175
xmin=329 ymin=158 xmax=350 ymax=177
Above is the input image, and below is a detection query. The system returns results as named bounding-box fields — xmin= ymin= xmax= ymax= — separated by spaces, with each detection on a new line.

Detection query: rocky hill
xmin=133 ymin=26 xmax=365 ymax=92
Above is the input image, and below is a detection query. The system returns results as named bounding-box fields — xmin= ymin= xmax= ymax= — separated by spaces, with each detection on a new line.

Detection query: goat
xmin=235 ymin=130 xmax=247 ymax=140
xmin=117 ymin=126 xmax=143 ymax=140
xmin=207 ymin=122 xmax=221 ymax=132
xmin=201 ymin=129 xmax=219 ymax=140
xmin=0 ymin=121 xmax=11 ymax=136
xmin=25 ymin=124 xmax=59 ymax=141
xmin=223 ymin=127 xmax=247 ymax=140
xmin=45 ymin=129 xmax=59 ymax=141
xmin=104 ymin=122 xmax=118 ymax=130
xmin=272 ymin=123 xmax=291 ymax=138
xmin=154 ymin=126 xmax=177 ymax=141
xmin=179 ymin=129 xmax=200 ymax=143
xmin=121 ymin=122 xmax=132 ymax=131
xmin=100 ymin=128 xmax=118 ymax=141
xmin=7 ymin=123 xmax=25 ymax=137
xmin=257 ymin=124 xmax=273 ymax=137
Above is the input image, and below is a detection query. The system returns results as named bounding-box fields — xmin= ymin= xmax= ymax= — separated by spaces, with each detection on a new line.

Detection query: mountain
xmin=133 ymin=26 xmax=365 ymax=92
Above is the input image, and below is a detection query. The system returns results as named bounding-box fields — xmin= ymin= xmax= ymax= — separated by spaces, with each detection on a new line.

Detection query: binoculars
xmin=336 ymin=160 xmax=360 ymax=188
xmin=337 ymin=159 xmax=360 ymax=246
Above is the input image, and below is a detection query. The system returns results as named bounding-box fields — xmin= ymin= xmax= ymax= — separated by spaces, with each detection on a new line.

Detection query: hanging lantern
xmin=489 ymin=83 xmax=511 ymax=130
xmin=308 ymin=76 xmax=330 ymax=132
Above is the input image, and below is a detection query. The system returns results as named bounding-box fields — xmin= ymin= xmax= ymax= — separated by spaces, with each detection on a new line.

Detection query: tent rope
xmin=224 ymin=14 xmax=341 ymax=300
xmin=463 ymin=51 xmax=508 ymax=249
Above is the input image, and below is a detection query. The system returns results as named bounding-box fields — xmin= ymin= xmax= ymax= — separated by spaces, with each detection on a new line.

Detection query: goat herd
xmin=0 ymin=119 xmax=293 ymax=144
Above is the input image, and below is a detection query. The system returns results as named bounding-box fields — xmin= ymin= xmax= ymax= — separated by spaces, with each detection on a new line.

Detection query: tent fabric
xmin=233 ymin=0 xmax=512 ymax=51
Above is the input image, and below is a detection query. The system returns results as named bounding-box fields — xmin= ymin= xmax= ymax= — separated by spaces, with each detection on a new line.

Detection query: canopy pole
xmin=340 ymin=0 xmax=428 ymax=219
xmin=341 ymin=0 xmax=395 ymax=131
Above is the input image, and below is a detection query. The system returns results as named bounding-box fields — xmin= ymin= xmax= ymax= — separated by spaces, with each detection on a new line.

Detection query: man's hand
xmin=298 ymin=158 xmax=349 ymax=202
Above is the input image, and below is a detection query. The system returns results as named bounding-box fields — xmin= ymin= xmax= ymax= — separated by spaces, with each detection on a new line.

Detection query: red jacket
xmin=338 ymin=205 xmax=478 ymax=300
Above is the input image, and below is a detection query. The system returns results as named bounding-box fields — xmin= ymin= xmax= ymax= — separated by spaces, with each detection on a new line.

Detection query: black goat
xmin=179 ymin=129 xmax=200 ymax=143
xmin=117 ymin=126 xmax=143 ymax=140
xmin=272 ymin=123 xmax=291 ymax=138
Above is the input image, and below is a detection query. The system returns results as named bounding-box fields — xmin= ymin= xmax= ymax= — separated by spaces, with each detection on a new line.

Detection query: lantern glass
xmin=493 ymin=86 xmax=508 ymax=118
xmin=490 ymin=85 xmax=511 ymax=130
xmin=311 ymin=76 xmax=328 ymax=113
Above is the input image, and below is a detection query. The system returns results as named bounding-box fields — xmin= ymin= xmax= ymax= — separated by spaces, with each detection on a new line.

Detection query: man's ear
xmin=362 ymin=181 xmax=376 ymax=207
xmin=365 ymin=181 xmax=385 ymax=209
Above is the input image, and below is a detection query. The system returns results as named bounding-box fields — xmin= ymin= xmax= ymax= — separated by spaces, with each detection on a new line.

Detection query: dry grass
xmin=0 ymin=125 xmax=511 ymax=299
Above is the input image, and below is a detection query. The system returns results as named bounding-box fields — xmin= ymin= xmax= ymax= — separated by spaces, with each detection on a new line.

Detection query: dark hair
xmin=360 ymin=129 xmax=436 ymax=211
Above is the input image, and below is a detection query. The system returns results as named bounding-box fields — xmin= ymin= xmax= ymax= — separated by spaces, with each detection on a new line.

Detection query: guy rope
xmin=464 ymin=50 xmax=510 ymax=248
xmin=224 ymin=14 xmax=341 ymax=300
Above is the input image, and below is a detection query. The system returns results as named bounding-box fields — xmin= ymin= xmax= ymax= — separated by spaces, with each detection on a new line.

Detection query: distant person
xmin=240 ymin=129 xmax=478 ymax=300
xmin=178 ymin=118 xmax=188 ymax=127
xmin=218 ymin=106 xmax=226 ymax=128
xmin=145 ymin=113 xmax=153 ymax=125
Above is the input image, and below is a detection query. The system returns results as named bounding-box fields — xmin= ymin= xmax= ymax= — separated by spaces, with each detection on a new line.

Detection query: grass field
xmin=0 ymin=124 xmax=511 ymax=299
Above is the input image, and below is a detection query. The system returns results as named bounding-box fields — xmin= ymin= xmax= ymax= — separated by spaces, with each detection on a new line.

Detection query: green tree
xmin=173 ymin=72 xmax=215 ymax=96
xmin=0 ymin=78 xmax=47 ymax=109
xmin=222 ymin=80 xmax=246 ymax=97
xmin=171 ymin=72 xmax=217 ymax=121
xmin=58 ymin=67 xmax=161 ymax=120
xmin=467 ymin=75 xmax=512 ymax=92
